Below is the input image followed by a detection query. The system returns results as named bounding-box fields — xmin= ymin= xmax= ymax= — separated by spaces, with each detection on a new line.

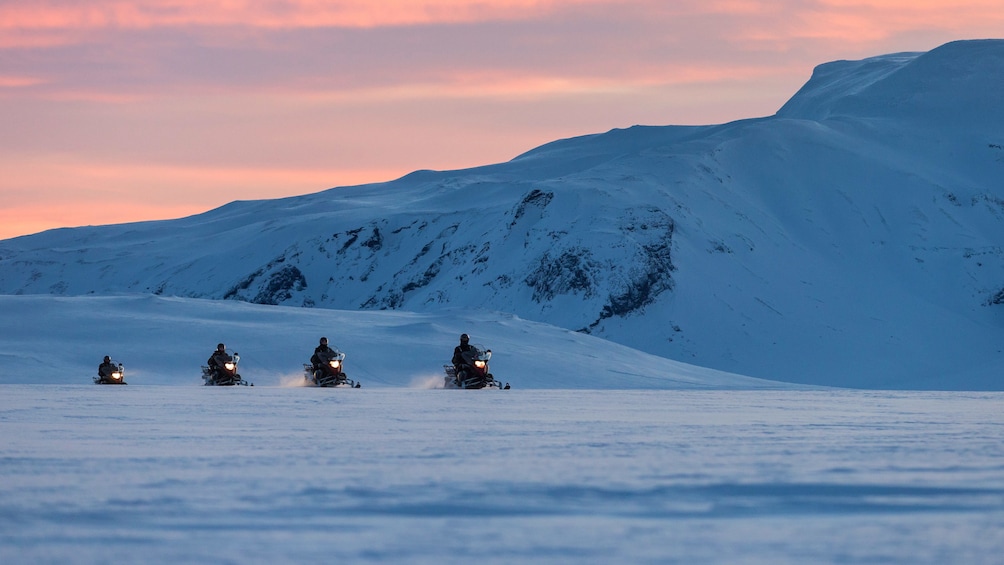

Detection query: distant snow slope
xmin=2 ymin=40 xmax=1003 ymax=389
xmin=0 ymin=294 xmax=783 ymax=389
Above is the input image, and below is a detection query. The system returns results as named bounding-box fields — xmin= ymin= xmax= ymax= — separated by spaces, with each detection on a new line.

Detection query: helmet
xmin=103 ymin=356 xmax=111 ymax=363
xmin=217 ymin=343 xmax=226 ymax=351
xmin=460 ymin=333 xmax=470 ymax=343
xmin=319 ymin=337 xmax=328 ymax=345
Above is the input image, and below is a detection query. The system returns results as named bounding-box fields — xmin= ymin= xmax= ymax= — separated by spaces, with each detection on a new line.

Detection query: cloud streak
xmin=6 ymin=1 xmax=1003 ymax=99
xmin=0 ymin=0 xmax=613 ymax=35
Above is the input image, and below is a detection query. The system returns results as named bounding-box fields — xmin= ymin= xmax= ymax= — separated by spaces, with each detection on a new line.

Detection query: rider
xmin=207 ymin=343 xmax=232 ymax=377
xmin=310 ymin=337 xmax=336 ymax=371
xmin=452 ymin=333 xmax=474 ymax=380
xmin=98 ymin=355 xmax=116 ymax=379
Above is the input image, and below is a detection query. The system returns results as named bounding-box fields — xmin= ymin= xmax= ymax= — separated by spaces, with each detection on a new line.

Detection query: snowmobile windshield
xmin=319 ymin=348 xmax=345 ymax=362
xmin=469 ymin=345 xmax=491 ymax=362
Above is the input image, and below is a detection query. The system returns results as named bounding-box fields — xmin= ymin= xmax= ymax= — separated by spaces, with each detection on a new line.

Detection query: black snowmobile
xmin=202 ymin=351 xmax=251 ymax=386
xmin=444 ymin=344 xmax=509 ymax=389
xmin=303 ymin=346 xmax=360 ymax=388
xmin=95 ymin=360 xmax=126 ymax=385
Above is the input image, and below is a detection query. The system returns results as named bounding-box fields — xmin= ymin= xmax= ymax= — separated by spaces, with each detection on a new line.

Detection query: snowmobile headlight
xmin=111 ymin=372 xmax=122 ymax=380
xmin=329 ymin=360 xmax=341 ymax=369
xmin=474 ymin=360 xmax=486 ymax=369
xmin=224 ymin=361 xmax=236 ymax=371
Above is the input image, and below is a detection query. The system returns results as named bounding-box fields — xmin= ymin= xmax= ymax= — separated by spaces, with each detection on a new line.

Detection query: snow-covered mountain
xmin=2 ymin=39 xmax=1003 ymax=389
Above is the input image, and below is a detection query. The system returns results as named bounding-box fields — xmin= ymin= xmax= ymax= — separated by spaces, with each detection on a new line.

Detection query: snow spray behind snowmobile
xmin=303 ymin=345 xmax=360 ymax=388
xmin=201 ymin=351 xmax=251 ymax=386
xmin=444 ymin=344 xmax=509 ymax=389
xmin=95 ymin=360 xmax=126 ymax=385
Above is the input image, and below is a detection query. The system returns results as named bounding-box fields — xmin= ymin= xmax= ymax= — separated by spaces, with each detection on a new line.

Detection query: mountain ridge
xmin=3 ymin=39 xmax=1003 ymax=389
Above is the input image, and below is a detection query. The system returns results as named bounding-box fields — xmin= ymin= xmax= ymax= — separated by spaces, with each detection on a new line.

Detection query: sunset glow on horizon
xmin=2 ymin=0 xmax=1003 ymax=239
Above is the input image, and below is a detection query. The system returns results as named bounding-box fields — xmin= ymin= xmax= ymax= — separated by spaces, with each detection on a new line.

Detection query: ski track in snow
xmin=2 ymin=386 xmax=1003 ymax=564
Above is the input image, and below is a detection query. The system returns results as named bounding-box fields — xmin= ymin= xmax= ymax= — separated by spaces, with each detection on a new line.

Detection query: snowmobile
xmin=303 ymin=346 xmax=360 ymax=388
xmin=201 ymin=351 xmax=251 ymax=386
xmin=444 ymin=344 xmax=509 ymax=389
xmin=94 ymin=361 xmax=126 ymax=385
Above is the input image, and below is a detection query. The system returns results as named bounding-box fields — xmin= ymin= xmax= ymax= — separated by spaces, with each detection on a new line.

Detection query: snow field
xmin=2 ymin=386 xmax=1003 ymax=564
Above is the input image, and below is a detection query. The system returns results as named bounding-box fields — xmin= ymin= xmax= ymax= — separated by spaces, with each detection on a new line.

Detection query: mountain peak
xmin=777 ymin=39 xmax=1004 ymax=123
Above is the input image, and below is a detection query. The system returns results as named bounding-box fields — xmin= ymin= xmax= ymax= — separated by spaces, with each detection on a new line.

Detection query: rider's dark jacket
xmin=208 ymin=350 xmax=232 ymax=371
xmin=311 ymin=345 xmax=334 ymax=367
xmin=452 ymin=343 xmax=473 ymax=366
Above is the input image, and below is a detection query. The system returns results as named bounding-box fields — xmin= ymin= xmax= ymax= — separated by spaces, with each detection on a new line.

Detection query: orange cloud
xmin=0 ymin=0 xmax=630 ymax=52
xmin=4 ymin=1 xmax=1002 ymax=42
xmin=0 ymin=0 xmax=612 ymax=31
xmin=424 ymin=63 xmax=792 ymax=99
xmin=0 ymin=75 xmax=45 ymax=88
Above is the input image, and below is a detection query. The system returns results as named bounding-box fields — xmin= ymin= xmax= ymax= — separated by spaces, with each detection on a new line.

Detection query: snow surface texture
xmin=3 ymin=41 xmax=1004 ymax=389
xmin=2 ymin=386 xmax=1003 ymax=564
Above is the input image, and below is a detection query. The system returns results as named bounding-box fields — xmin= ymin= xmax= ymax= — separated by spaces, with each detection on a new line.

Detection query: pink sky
xmin=1 ymin=0 xmax=1002 ymax=239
